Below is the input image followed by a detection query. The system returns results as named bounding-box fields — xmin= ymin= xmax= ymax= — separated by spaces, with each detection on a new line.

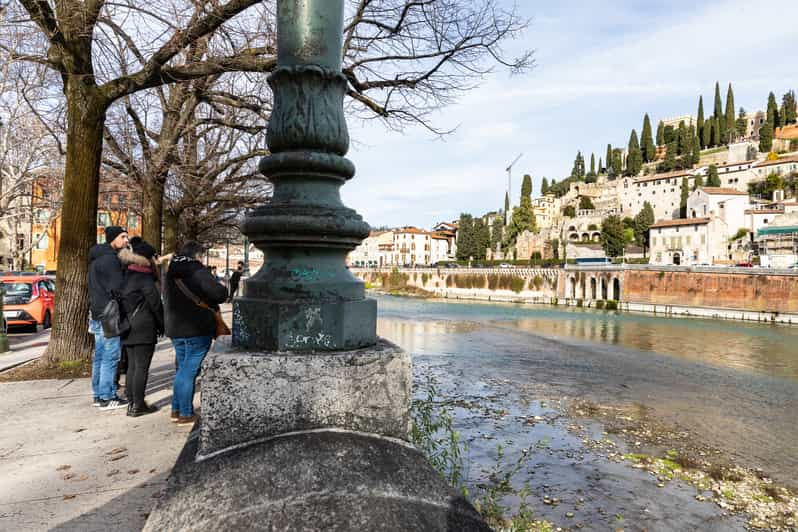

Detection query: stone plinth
xmin=198 ymin=337 xmax=410 ymax=458
xmin=144 ymin=429 xmax=490 ymax=532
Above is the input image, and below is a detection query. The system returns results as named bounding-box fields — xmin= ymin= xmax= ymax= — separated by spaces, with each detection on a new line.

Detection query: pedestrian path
xmin=0 ymin=330 xmax=51 ymax=372
xmin=0 ymin=305 xmax=233 ymax=531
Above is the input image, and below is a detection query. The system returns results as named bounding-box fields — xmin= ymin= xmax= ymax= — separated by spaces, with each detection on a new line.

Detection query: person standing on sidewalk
xmin=164 ymin=241 xmax=227 ymax=425
xmin=88 ymin=226 xmax=129 ymax=410
xmin=120 ymin=240 xmax=164 ymax=417
xmin=227 ymin=261 xmax=244 ymax=302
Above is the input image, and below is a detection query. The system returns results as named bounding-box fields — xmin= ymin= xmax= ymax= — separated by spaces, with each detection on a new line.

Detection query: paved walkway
xmin=0 ymin=305 xmax=233 ymax=531
xmin=0 ymin=329 xmax=52 ymax=372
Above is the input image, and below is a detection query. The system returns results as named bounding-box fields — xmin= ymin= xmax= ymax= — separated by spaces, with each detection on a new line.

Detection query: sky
xmin=341 ymin=0 xmax=798 ymax=230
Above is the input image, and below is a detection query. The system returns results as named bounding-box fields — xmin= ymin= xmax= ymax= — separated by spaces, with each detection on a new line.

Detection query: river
xmin=375 ymin=294 xmax=798 ymax=528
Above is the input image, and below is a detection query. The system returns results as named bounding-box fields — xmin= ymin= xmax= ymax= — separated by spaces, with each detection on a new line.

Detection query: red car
xmin=1 ymin=274 xmax=56 ymax=332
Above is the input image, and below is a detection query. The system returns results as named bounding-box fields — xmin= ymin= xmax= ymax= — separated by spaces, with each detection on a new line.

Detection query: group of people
xmin=88 ymin=226 xmax=231 ymax=424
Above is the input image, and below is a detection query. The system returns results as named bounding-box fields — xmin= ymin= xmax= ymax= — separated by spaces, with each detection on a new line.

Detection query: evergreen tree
xmin=656 ymin=121 xmax=665 ymax=146
xmin=725 ymin=83 xmax=736 ymax=143
xmin=767 ymin=92 xmax=780 ymax=128
xmin=759 ymin=120 xmax=773 ymax=153
xmin=473 ymin=218 xmax=490 ymax=260
xmin=633 ymin=202 xmax=655 ymax=257
xmin=605 ymin=144 xmax=612 ymax=173
xmin=626 ymin=129 xmax=643 ymax=176
xmin=490 ymin=217 xmax=503 ymax=251
xmin=693 ymin=175 xmax=704 ymax=190
xmin=736 ymin=107 xmax=748 ymax=137
xmin=713 ymin=81 xmax=723 ymax=119
xmin=676 ymin=121 xmax=688 ymax=155
xmin=707 ymin=164 xmax=721 ymax=187
xmin=711 ymin=117 xmax=721 ymax=147
xmin=589 ymin=153 xmax=596 ymax=176
xmin=691 ymin=131 xmax=701 ymax=165
xmin=783 ymin=90 xmax=797 ymax=124
xmin=521 ymin=174 xmax=533 ymax=200
xmin=697 ymin=96 xmax=705 ymax=148
xmin=610 ymin=148 xmax=624 ymax=179
xmin=663 ymin=124 xmax=675 ymax=145
xmin=598 ymin=157 xmax=603 ymax=174
xmin=600 ymin=215 xmax=625 ymax=258
xmin=541 ymin=177 xmax=549 ymax=195
xmin=504 ymin=191 xmax=510 ymax=225
xmin=701 ymin=114 xmax=712 ymax=147
xmin=641 ymin=114 xmax=655 ymax=162
xmin=456 ymin=213 xmax=474 ymax=260
xmin=505 ymin=195 xmax=536 ymax=246
xmin=571 ymin=151 xmax=585 ymax=180
xmin=680 ymin=177 xmax=689 ymax=218
xmin=663 ymin=142 xmax=676 ymax=171
xmin=682 ymin=126 xmax=696 ymax=167
xmin=579 ymin=196 xmax=595 ymax=210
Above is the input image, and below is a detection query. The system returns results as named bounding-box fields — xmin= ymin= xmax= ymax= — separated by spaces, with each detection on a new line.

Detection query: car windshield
xmin=2 ymin=282 xmax=34 ymax=304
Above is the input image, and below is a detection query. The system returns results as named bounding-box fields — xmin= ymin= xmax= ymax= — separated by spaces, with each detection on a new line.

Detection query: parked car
xmin=1 ymin=274 xmax=56 ymax=332
xmin=499 ymin=263 xmax=513 ymax=269
xmin=735 ymin=262 xmax=754 ymax=268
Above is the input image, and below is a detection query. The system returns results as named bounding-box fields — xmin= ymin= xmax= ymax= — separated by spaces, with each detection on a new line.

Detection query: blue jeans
xmin=171 ymin=336 xmax=213 ymax=417
xmin=90 ymin=319 xmax=121 ymax=400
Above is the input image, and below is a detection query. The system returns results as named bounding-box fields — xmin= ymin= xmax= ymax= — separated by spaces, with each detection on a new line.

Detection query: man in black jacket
xmin=227 ymin=261 xmax=244 ymax=302
xmin=165 ymin=240 xmax=228 ymax=425
xmin=88 ymin=226 xmax=130 ymax=410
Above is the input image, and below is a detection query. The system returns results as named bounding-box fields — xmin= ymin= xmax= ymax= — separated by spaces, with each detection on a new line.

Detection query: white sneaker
xmin=99 ymin=397 xmax=129 ymax=410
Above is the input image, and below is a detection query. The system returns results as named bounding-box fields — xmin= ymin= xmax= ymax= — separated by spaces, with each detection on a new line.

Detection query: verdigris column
xmin=233 ymin=0 xmax=376 ymax=351
xmin=145 ymin=2 xmax=489 ymax=529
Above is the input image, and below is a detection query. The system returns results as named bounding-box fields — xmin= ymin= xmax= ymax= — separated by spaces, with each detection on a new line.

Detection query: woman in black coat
xmin=120 ymin=240 xmax=165 ymax=417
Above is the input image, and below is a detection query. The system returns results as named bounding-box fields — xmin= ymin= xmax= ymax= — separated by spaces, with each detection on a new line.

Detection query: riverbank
xmin=378 ymin=294 xmax=798 ymax=529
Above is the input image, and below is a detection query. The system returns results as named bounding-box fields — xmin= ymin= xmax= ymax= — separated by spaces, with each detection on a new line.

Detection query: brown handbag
xmin=174 ymin=279 xmax=231 ymax=339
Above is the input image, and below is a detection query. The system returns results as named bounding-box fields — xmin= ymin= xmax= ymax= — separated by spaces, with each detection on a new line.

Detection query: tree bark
xmin=142 ymin=173 xmax=165 ymax=252
xmin=46 ymin=79 xmax=108 ymax=362
xmin=163 ymin=208 xmax=180 ymax=254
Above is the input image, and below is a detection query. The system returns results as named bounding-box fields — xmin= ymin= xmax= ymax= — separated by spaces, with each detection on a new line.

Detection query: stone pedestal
xmin=198 ymin=337 xmax=410 ymax=458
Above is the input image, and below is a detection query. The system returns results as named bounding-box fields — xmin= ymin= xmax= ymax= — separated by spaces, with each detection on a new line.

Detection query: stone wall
xmin=623 ymin=269 xmax=798 ymax=313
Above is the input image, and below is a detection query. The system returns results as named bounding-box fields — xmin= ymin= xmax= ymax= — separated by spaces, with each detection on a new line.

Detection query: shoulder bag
xmin=174 ymin=279 xmax=231 ymax=339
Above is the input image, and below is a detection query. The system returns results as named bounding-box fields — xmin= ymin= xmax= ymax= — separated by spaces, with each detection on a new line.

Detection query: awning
xmin=757 ymin=226 xmax=798 ymax=236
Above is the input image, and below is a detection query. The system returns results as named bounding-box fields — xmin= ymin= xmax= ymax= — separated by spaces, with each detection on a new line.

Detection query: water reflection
xmin=376 ymin=295 xmax=798 ymax=382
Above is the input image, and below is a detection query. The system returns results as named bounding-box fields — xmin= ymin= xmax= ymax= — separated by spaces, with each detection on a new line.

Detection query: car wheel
xmin=43 ymin=311 xmax=52 ymax=330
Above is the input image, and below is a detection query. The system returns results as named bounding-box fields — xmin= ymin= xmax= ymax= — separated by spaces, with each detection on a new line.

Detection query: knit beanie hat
xmin=104 ymin=226 xmax=127 ymax=244
xmin=132 ymin=239 xmax=157 ymax=260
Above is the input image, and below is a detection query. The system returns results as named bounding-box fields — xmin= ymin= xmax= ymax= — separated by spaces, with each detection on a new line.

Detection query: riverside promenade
xmin=0 ymin=305 xmax=233 ymax=531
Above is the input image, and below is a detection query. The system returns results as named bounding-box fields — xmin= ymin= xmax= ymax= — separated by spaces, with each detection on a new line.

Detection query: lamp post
xmin=235 ymin=0 xmax=375 ymax=351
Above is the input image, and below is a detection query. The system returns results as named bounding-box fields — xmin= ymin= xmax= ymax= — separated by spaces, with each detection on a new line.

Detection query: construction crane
xmin=505 ymin=152 xmax=524 ymax=207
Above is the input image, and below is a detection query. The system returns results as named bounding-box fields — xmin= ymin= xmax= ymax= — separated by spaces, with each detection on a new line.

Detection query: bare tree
xmin=2 ymin=0 xmax=531 ymax=362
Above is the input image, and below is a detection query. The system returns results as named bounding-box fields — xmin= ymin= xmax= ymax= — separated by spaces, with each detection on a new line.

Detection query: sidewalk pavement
xmin=0 ymin=305 xmax=233 ymax=531
xmin=0 ymin=330 xmax=51 ymax=372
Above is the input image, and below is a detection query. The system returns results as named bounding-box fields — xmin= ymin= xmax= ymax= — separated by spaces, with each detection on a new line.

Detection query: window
xmin=128 ymin=214 xmax=138 ymax=229
xmin=98 ymin=212 xmax=110 ymax=226
xmin=34 ymin=233 xmax=48 ymax=250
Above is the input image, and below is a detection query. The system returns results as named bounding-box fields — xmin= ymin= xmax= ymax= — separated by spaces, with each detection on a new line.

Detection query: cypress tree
xmin=541 ymin=177 xmax=549 ymax=195
xmin=702 ymin=115 xmax=712 ymax=147
xmin=725 ymin=83 xmax=736 ymax=143
xmin=736 ymin=107 xmax=748 ymax=137
xmin=641 ymin=114 xmax=655 ymax=162
xmin=656 ymin=121 xmax=665 ymax=146
xmin=521 ymin=174 xmax=532 ymax=200
xmin=611 ymin=148 xmax=624 ymax=178
xmin=589 ymin=153 xmax=596 ymax=175
xmin=713 ymin=81 xmax=723 ymax=119
xmin=711 ymin=117 xmax=721 ymax=147
xmin=759 ymin=120 xmax=773 ymax=153
xmin=456 ymin=213 xmax=475 ymax=260
xmin=605 ymin=144 xmax=612 ymax=172
xmin=663 ymin=124 xmax=675 ymax=145
xmin=490 ymin=217 xmax=503 ymax=250
xmin=783 ymin=90 xmax=797 ymax=124
xmin=692 ymin=131 xmax=701 ymax=164
xmin=626 ymin=129 xmax=642 ymax=176
xmin=707 ymin=164 xmax=721 ymax=187
xmin=680 ymin=177 xmax=689 ymax=218
xmin=504 ymin=191 xmax=510 ymax=225
xmin=693 ymin=175 xmax=704 ymax=190
xmin=598 ymin=157 xmax=603 ymax=174
xmin=663 ymin=142 xmax=676 ymax=171
xmin=676 ymin=121 xmax=688 ymax=155
xmin=697 ymin=96 xmax=705 ymax=148
xmin=767 ymin=92 xmax=779 ymax=127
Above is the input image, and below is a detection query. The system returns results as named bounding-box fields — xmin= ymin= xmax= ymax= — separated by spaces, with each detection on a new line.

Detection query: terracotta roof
xmin=716 ymin=160 xmax=755 ymax=169
xmin=430 ymin=234 xmax=449 ymax=240
xmin=651 ymin=217 xmax=710 ymax=228
xmin=754 ymin=155 xmax=798 ymax=168
xmin=395 ymin=226 xmax=429 ymax=235
xmin=634 ymin=170 xmax=692 ymax=183
xmin=700 ymin=187 xmax=748 ymax=196
xmin=775 ymin=125 xmax=798 ymax=140
xmin=745 ymin=209 xmax=784 ymax=214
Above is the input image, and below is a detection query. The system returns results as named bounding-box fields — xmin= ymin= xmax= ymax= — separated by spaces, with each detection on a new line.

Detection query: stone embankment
xmin=353 ymin=265 xmax=798 ymax=324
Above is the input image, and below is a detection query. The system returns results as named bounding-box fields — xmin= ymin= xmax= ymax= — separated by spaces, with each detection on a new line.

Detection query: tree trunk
xmin=142 ymin=174 xmax=165 ymax=253
xmin=46 ymin=80 xmax=108 ymax=363
xmin=163 ymin=209 xmax=180 ymax=254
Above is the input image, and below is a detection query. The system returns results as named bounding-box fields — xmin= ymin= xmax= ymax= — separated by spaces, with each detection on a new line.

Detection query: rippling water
xmin=375 ymin=294 xmax=798 ymax=485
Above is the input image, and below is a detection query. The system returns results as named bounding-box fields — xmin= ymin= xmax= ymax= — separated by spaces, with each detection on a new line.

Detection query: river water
xmin=375 ymin=294 xmax=798 ymax=488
